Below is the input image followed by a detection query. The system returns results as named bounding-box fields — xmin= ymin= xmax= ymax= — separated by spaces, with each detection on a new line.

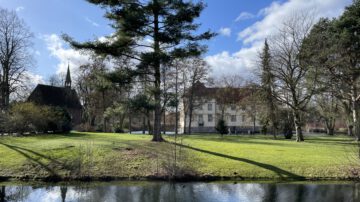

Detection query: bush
xmin=215 ymin=119 xmax=228 ymax=135
xmin=49 ymin=107 xmax=72 ymax=133
xmin=3 ymin=102 xmax=72 ymax=134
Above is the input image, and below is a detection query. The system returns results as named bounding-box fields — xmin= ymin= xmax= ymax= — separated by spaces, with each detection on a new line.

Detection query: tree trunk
xmin=142 ymin=116 xmax=146 ymax=134
xmin=129 ymin=114 xmax=132 ymax=134
xmin=102 ymin=90 xmax=106 ymax=132
xmin=351 ymin=85 xmax=360 ymax=141
xmin=175 ymin=65 xmax=179 ymax=136
xmin=253 ymin=115 xmax=256 ymax=134
xmin=293 ymin=110 xmax=304 ymax=142
xmin=147 ymin=111 xmax=153 ymax=135
xmin=151 ymin=1 xmax=164 ymax=142
xmin=188 ymin=105 xmax=193 ymax=135
xmin=348 ymin=125 xmax=354 ymax=136
xmin=325 ymin=118 xmax=335 ymax=135
xmin=1 ymin=73 xmax=10 ymax=110
xmin=163 ymin=111 xmax=166 ymax=134
xmin=183 ymin=108 xmax=187 ymax=134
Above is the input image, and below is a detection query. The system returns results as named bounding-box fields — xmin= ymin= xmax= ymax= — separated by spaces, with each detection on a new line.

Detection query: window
xmin=231 ymin=105 xmax=236 ymax=110
xmin=208 ymin=103 xmax=213 ymax=111
xmin=231 ymin=115 xmax=236 ymax=122
xmin=208 ymin=114 xmax=213 ymax=122
xmin=198 ymin=114 xmax=204 ymax=126
xmin=242 ymin=115 xmax=246 ymax=122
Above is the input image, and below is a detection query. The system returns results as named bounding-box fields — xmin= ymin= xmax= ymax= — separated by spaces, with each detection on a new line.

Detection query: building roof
xmin=28 ymin=84 xmax=82 ymax=109
xmin=191 ymin=81 xmax=256 ymax=102
xmin=65 ymin=64 xmax=72 ymax=86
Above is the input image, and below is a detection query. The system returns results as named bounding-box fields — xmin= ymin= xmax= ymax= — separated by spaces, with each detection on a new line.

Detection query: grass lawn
xmin=0 ymin=132 xmax=358 ymax=181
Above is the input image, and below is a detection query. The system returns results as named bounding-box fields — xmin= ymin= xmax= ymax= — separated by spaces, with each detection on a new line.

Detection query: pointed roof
xmin=65 ymin=64 xmax=71 ymax=85
xmin=28 ymin=84 xmax=82 ymax=109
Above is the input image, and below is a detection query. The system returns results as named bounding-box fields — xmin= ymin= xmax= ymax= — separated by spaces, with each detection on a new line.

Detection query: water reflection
xmin=0 ymin=182 xmax=358 ymax=202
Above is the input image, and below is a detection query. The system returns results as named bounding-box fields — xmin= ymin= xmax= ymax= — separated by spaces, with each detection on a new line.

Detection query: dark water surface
xmin=0 ymin=181 xmax=359 ymax=202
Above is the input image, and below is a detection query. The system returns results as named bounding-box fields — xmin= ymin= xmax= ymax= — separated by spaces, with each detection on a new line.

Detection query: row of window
xmin=199 ymin=103 xmax=243 ymax=111
xmin=198 ymin=114 xmax=246 ymax=123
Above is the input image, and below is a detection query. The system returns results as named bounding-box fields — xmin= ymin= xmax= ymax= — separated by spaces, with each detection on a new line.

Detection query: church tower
xmin=65 ymin=64 xmax=72 ymax=89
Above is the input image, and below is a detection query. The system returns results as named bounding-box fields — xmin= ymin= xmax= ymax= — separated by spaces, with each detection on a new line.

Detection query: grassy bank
xmin=0 ymin=132 xmax=358 ymax=181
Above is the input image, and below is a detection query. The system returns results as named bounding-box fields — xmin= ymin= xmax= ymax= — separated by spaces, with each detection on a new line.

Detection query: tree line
xmin=0 ymin=1 xmax=359 ymax=143
xmin=258 ymin=1 xmax=360 ymax=141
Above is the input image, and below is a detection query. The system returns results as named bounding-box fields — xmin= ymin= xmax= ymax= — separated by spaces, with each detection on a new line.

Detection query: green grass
xmin=0 ymin=132 xmax=358 ymax=181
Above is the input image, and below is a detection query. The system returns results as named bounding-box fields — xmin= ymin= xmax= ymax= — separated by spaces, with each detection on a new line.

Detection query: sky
xmin=0 ymin=0 xmax=353 ymax=85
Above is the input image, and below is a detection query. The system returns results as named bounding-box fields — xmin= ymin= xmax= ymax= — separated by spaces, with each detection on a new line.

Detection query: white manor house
xmin=179 ymin=82 xmax=261 ymax=134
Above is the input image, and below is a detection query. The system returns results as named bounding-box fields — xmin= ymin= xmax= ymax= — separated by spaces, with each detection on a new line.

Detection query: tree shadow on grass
xmin=0 ymin=142 xmax=60 ymax=176
xmin=185 ymin=137 xmax=294 ymax=147
xmin=173 ymin=142 xmax=304 ymax=180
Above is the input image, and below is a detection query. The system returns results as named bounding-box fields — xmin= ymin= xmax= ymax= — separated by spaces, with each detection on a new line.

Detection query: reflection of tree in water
xmin=272 ymin=183 xmax=357 ymax=202
xmin=0 ymin=186 xmax=31 ymax=202
xmin=0 ymin=186 xmax=5 ymax=202
xmin=354 ymin=183 xmax=360 ymax=202
xmin=60 ymin=186 xmax=67 ymax=202
xmin=0 ymin=182 xmax=359 ymax=201
xmin=262 ymin=183 xmax=277 ymax=202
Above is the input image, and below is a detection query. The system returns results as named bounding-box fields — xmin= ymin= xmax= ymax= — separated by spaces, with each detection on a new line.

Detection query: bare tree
xmin=48 ymin=72 xmax=65 ymax=87
xmin=214 ymin=74 xmax=244 ymax=121
xmin=314 ymin=92 xmax=340 ymax=135
xmin=0 ymin=8 xmax=33 ymax=109
xmin=180 ymin=57 xmax=210 ymax=134
xmin=269 ymin=11 xmax=317 ymax=142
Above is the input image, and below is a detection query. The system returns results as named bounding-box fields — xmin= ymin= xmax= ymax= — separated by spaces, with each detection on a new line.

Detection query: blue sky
xmin=0 ymin=0 xmax=353 ymax=83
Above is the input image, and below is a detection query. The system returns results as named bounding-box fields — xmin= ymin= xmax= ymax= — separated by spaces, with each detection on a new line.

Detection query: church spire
xmin=65 ymin=63 xmax=71 ymax=88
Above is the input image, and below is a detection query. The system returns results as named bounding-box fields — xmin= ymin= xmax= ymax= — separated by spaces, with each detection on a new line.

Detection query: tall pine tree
xmin=260 ymin=39 xmax=278 ymax=139
xmin=64 ymin=0 xmax=214 ymax=141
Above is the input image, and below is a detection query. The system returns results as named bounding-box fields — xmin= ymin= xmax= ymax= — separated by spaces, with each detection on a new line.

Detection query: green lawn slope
xmin=0 ymin=132 xmax=358 ymax=181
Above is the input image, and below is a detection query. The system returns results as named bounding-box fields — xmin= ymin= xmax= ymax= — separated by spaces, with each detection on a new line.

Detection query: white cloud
xmin=238 ymin=0 xmax=352 ymax=44
xmin=205 ymin=42 xmax=261 ymax=79
xmin=235 ymin=12 xmax=255 ymax=22
xmin=15 ymin=6 xmax=24 ymax=12
xmin=26 ymin=71 xmax=44 ymax=85
xmin=42 ymin=34 xmax=90 ymax=75
xmin=219 ymin=27 xmax=231 ymax=37
xmin=207 ymin=0 xmax=352 ymax=78
xmin=85 ymin=17 xmax=99 ymax=27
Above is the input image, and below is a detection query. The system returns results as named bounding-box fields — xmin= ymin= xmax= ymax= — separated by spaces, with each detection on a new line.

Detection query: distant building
xmin=28 ymin=65 xmax=82 ymax=126
xmin=179 ymin=82 xmax=261 ymax=134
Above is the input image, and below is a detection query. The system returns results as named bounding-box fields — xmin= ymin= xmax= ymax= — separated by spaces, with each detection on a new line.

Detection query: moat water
xmin=0 ymin=181 xmax=359 ymax=202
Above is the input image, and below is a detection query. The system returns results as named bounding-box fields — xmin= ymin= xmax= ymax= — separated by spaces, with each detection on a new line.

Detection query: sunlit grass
xmin=0 ymin=132 xmax=357 ymax=180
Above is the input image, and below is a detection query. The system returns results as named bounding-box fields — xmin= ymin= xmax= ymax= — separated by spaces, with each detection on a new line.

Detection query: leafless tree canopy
xmin=0 ymin=8 xmax=34 ymax=109
xmin=268 ymin=11 xmax=317 ymax=141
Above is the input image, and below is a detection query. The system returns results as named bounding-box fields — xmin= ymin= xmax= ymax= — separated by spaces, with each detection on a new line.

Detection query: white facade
xmin=179 ymin=98 xmax=261 ymax=134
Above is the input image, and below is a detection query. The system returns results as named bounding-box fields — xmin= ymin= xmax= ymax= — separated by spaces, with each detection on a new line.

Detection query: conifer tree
xmin=260 ymin=39 xmax=278 ymax=139
xmin=64 ymin=0 xmax=214 ymax=141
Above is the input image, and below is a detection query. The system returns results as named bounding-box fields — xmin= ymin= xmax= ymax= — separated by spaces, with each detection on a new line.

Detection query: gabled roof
xmin=28 ymin=84 xmax=82 ymax=109
xmin=191 ymin=81 xmax=255 ymax=102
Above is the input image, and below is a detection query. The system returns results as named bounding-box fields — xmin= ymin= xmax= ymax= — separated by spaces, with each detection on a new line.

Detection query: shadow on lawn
xmin=184 ymin=136 xmax=295 ymax=147
xmin=0 ymin=142 xmax=60 ymax=176
xmin=174 ymin=142 xmax=304 ymax=180
xmin=0 ymin=143 xmax=78 ymax=178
